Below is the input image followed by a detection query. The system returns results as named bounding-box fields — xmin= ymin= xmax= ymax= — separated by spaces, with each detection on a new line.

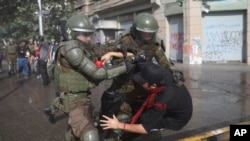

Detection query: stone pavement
xmin=0 ymin=61 xmax=250 ymax=141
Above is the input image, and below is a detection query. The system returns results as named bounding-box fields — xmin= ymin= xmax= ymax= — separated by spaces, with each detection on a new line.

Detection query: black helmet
xmin=64 ymin=14 xmax=95 ymax=40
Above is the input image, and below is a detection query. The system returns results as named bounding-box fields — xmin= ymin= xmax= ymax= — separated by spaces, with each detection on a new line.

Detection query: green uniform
xmin=5 ymin=43 xmax=17 ymax=74
xmin=49 ymin=39 xmax=127 ymax=141
xmin=110 ymin=32 xmax=176 ymax=110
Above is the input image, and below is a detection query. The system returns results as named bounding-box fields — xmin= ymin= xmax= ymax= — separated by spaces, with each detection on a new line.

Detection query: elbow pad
xmin=105 ymin=62 xmax=127 ymax=79
xmin=77 ymin=57 xmax=127 ymax=80
xmin=64 ymin=40 xmax=127 ymax=81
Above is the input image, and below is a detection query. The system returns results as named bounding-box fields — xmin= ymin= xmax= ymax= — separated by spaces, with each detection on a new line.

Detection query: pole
xmin=37 ymin=0 xmax=43 ymax=36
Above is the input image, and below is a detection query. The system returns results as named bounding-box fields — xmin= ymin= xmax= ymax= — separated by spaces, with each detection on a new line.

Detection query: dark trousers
xmin=38 ymin=60 xmax=50 ymax=86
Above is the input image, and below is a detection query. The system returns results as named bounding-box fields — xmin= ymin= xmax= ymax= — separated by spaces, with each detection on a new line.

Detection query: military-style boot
xmin=8 ymin=64 xmax=12 ymax=76
xmin=44 ymin=107 xmax=56 ymax=124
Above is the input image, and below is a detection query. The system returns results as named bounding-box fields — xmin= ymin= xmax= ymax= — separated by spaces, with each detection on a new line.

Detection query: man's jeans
xmin=18 ymin=58 xmax=29 ymax=76
xmin=38 ymin=59 xmax=50 ymax=86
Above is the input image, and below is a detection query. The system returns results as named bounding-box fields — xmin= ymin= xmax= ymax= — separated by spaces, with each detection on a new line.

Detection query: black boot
xmin=44 ymin=108 xmax=56 ymax=124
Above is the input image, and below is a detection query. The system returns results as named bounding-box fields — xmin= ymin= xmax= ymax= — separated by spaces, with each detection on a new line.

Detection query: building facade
xmin=74 ymin=0 xmax=250 ymax=65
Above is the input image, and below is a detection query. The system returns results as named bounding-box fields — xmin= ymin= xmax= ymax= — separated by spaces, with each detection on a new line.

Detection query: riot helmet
xmin=131 ymin=13 xmax=159 ymax=42
xmin=64 ymin=14 xmax=95 ymax=40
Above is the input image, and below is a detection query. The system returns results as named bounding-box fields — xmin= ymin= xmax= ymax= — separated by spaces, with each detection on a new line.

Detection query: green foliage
xmin=0 ymin=0 xmax=78 ymax=42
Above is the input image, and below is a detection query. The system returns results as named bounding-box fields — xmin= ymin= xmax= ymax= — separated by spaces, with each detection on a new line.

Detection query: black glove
xmin=133 ymin=50 xmax=146 ymax=63
xmin=124 ymin=60 xmax=135 ymax=74
xmin=173 ymin=71 xmax=185 ymax=86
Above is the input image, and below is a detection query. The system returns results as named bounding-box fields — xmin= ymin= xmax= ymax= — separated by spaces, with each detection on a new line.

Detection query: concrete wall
xmin=75 ymin=0 xmax=250 ymax=65
xmin=183 ymin=0 xmax=202 ymax=64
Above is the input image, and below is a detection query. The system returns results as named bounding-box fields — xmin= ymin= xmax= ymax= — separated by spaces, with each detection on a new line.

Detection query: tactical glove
xmin=173 ymin=71 xmax=185 ymax=87
xmin=124 ymin=60 xmax=135 ymax=74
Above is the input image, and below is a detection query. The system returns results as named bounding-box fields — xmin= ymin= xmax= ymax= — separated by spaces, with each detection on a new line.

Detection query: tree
xmin=0 ymin=0 xmax=78 ymax=42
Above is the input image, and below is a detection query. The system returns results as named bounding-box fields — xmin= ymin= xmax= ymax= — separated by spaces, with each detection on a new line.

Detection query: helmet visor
xmin=136 ymin=27 xmax=157 ymax=33
xmin=72 ymin=28 xmax=95 ymax=33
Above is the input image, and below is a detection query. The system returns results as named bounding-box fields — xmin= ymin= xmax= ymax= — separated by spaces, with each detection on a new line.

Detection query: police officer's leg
xmin=8 ymin=62 xmax=12 ymax=76
xmin=44 ymin=92 xmax=69 ymax=124
xmin=67 ymin=97 xmax=99 ymax=141
xmin=11 ymin=61 xmax=15 ymax=73
xmin=7 ymin=57 xmax=13 ymax=76
xmin=13 ymin=61 xmax=17 ymax=74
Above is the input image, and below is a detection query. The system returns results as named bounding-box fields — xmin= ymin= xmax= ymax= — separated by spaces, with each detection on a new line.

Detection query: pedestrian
xmin=16 ymin=40 xmax=30 ymax=78
xmin=5 ymin=38 xmax=17 ymax=76
xmin=37 ymin=36 xmax=50 ymax=86
xmin=27 ymin=39 xmax=36 ymax=75
xmin=44 ymin=14 xmax=131 ymax=141
xmin=100 ymin=62 xmax=193 ymax=141
xmin=99 ymin=13 xmax=185 ymax=140
xmin=33 ymin=40 xmax=41 ymax=78
xmin=47 ymin=39 xmax=58 ymax=80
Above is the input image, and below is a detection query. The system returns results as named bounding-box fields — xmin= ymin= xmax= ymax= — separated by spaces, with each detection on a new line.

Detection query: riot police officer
xmin=5 ymin=38 xmax=17 ymax=76
xmin=44 ymin=14 xmax=130 ymax=141
xmin=99 ymin=13 xmax=185 ymax=140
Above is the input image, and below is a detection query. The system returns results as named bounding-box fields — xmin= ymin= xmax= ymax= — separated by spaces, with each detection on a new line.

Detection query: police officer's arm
xmin=154 ymin=47 xmax=185 ymax=84
xmin=154 ymin=46 xmax=178 ymax=71
xmin=63 ymin=40 xmax=128 ymax=81
xmin=100 ymin=115 xmax=148 ymax=134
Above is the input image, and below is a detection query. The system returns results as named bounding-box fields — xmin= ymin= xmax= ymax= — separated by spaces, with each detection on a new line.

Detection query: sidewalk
xmin=0 ymin=62 xmax=250 ymax=141
xmin=160 ymin=63 xmax=250 ymax=140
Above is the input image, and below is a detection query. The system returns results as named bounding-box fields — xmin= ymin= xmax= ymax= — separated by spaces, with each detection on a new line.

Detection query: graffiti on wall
xmin=190 ymin=37 xmax=202 ymax=64
xmin=203 ymin=23 xmax=243 ymax=61
xmin=170 ymin=32 xmax=184 ymax=60
xmin=170 ymin=32 xmax=183 ymax=50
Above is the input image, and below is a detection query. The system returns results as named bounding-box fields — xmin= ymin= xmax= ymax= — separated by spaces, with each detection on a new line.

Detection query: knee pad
xmin=112 ymin=114 xmax=130 ymax=135
xmin=64 ymin=131 xmax=76 ymax=141
xmin=117 ymin=114 xmax=130 ymax=123
xmin=81 ymin=128 xmax=99 ymax=141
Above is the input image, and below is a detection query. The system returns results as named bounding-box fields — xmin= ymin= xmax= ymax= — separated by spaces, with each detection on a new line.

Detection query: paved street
xmin=0 ymin=61 xmax=250 ymax=141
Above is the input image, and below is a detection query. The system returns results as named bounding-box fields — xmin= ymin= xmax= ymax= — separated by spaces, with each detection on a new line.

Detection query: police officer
xmin=5 ymin=38 xmax=17 ymax=76
xmin=44 ymin=14 xmax=130 ymax=141
xmin=99 ymin=13 xmax=185 ymax=140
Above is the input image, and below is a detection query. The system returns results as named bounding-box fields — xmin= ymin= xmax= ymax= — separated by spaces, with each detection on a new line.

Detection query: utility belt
xmin=65 ymin=90 xmax=90 ymax=95
xmin=50 ymin=91 xmax=90 ymax=114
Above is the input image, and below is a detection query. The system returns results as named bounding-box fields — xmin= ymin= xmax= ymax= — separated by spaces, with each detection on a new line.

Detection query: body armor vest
xmin=28 ymin=44 xmax=35 ymax=54
xmin=7 ymin=44 xmax=16 ymax=54
xmin=54 ymin=42 xmax=98 ymax=93
xmin=110 ymin=33 xmax=170 ymax=99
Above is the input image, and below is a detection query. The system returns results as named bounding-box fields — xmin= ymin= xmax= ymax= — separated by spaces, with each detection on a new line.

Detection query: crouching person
xmin=100 ymin=62 xmax=193 ymax=141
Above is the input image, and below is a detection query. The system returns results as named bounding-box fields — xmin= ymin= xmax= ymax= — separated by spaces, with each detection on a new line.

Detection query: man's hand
xmin=101 ymin=52 xmax=113 ymax=64
xmin=100 ymin=115 xmax=121 ymax=130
